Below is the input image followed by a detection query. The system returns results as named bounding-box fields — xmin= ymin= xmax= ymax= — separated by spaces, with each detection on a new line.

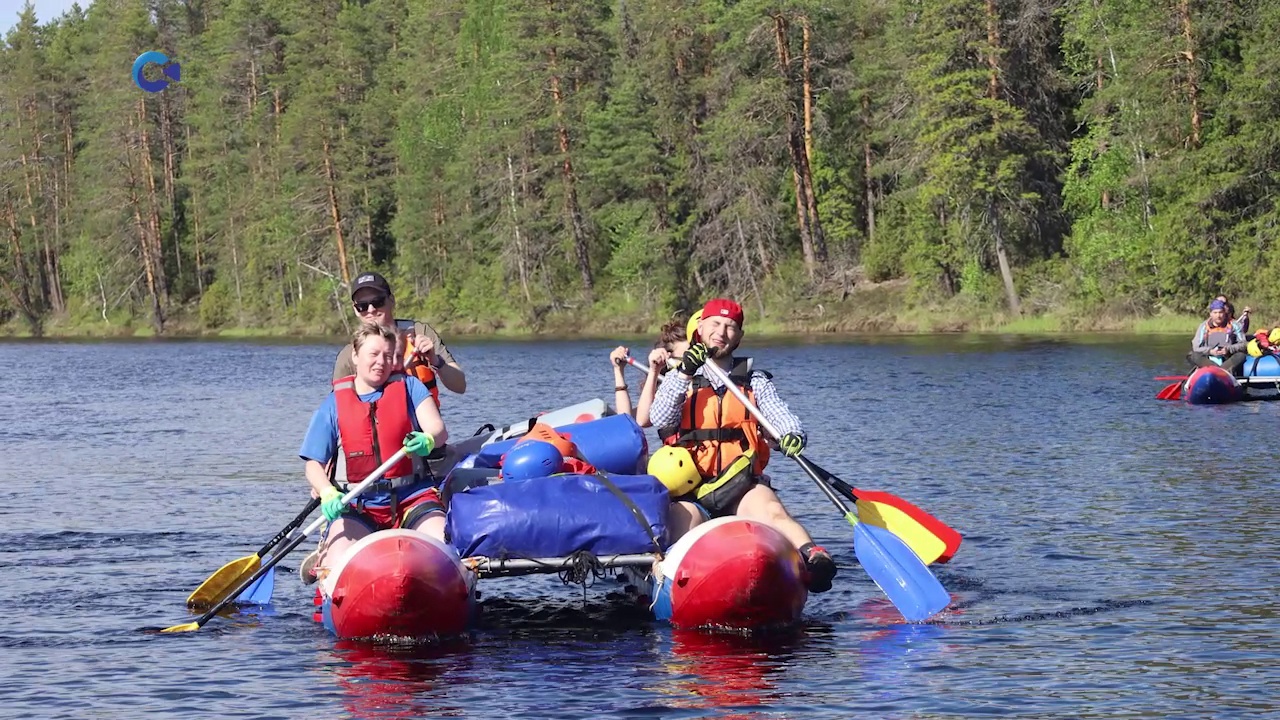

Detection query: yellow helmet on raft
xmin=647 ymin=445 xmax=701 ymax=496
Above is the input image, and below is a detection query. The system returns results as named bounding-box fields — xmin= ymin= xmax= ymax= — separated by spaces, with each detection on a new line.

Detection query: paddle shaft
xmin=256 ymin=497 xmax=320 ymax=557
xmin=696 ymin=357 xmax=857 ymax=516
xmin=167 ymin=447 xmax=410 ymax=632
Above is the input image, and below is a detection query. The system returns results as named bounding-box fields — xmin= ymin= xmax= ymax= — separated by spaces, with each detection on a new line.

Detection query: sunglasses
xmin=353 ymin=297 xmax=388 ymax=313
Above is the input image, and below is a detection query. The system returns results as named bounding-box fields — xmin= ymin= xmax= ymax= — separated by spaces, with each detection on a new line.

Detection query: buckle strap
xmin=590 ymin=472 xmax=664 ymax=557
xmin=676 ymin=428 xmax=747 ymax=444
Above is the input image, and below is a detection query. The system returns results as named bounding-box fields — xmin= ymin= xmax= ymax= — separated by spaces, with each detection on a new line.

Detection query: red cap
xmin=701 ymin=298 xmax=744 ymax=328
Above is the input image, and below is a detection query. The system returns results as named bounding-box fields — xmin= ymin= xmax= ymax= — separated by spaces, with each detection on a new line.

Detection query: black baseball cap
xmin=350 ymin=271 xmax=392 ymax=299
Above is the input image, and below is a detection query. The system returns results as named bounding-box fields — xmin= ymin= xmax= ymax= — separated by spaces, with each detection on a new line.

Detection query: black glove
xmin=679 ymin=343 xmax=710 ymax=376
xmin=779 ymin=432 xmax=805 ymax=457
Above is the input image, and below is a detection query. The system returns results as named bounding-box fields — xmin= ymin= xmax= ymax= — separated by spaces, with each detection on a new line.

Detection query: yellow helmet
xmin=686 ymin=310 xmax=703 ymax=343
xmin=647 ymin=445 xmax=701 ymax=497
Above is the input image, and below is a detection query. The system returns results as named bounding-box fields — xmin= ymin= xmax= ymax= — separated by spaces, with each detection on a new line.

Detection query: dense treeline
xmin=2 ymin=0 xmax=1279 ymax=336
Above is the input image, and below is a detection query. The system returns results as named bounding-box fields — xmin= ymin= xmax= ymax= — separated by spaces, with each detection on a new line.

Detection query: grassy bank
xmin=1 ymin=280 xmax=1210 ymax=340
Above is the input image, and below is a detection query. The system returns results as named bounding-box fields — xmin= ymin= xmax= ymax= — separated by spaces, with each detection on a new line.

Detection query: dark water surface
xmin=2 ymin=334 xmax=1274 ymax=718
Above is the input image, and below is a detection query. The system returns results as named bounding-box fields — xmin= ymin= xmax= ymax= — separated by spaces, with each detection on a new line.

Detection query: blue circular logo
xmin=133 ymin=51 xmax=180 ymax=92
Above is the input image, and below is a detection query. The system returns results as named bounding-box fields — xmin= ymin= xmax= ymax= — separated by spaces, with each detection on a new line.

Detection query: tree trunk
xmin=801 ymin=17 xmax=814 ymax=168
xmin=508 ymin=154 xmax=531 ymax=304
xmin=547 ymin=42 xmax=594 ymax=299
xmin=138 ymin=99 xmax=170 ymax=307
xmin=3 ymin=199 xmax=38 ymax=329
xmin=773 ymin=15 xmax=826 ymax=276
xmin=47 ymin=167 xmax=65 ymax=313
xmin=1176 ymin=0 xmax=1202 ymax=148
xmin=131 ymin=106 xmax=166 ymax=333
xmin=186 ymin=124 xmax=205 ymax=294
xmin=322 ymin=132 xmax=352 ymax=286
xmin=799 ymin=18 xmax=826 ymax=265
xmin=992 ymin=202 xmax=1021 ymax=316
xmin=985 ymin=0 xmax=1020 ymax=316
xmin=737 ymin=218 xmax=765 ymax=320
xmin=862 ymin=95 xmax=877 ymax=245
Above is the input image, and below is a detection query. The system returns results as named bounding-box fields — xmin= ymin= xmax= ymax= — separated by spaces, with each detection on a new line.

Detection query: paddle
xmin=185 ymin=497 xmax=320 ymax=609
xmin=621 ymin=355 xmax=961 ymax=565
xmin=1156 ymin=381 xmax=1184 ymax=400
xmin=696 ymin=352 xmax=951 ymax=622
xmin=161 ymin=447 xmax=410 ymax=634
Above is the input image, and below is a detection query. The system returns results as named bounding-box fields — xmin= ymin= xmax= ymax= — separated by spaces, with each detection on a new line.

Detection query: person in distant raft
xmin=299 ymin=322 xmax=450 ymax=583
xmin=645 ymin=298 xmax=837 ymax=593
xmin=1188 ymin=298 xmax=1249 ymax=375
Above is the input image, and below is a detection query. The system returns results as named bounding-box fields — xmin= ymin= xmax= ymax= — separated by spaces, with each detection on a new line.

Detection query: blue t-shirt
xmin=299 ymin=376 xmax=434 ymax=466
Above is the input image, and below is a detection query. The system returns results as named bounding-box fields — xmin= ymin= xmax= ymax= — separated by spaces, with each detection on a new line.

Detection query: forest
xmin=2 ymin=0 xmax=1278 ymax=337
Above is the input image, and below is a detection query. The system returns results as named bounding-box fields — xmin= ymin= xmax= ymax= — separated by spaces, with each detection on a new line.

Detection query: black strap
xmin=591 ymin=472 xmax=664 ymax=556
xmin=675 ymin=428 xmax=748 ymax=444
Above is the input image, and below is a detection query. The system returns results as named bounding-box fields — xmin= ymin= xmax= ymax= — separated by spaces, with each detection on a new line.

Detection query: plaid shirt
xmin=647 ymin=361 xmax=804 ymax=440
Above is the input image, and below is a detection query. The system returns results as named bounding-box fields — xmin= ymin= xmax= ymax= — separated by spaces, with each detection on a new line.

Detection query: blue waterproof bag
xmin=446 ymin=473 xmax=670 ymax=558
xmin=474 ymin=413 xmax=648 ymax=475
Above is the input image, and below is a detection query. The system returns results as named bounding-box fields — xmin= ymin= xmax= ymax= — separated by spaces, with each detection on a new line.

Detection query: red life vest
xmin=334 ymin=373 xmax=417 ymax=482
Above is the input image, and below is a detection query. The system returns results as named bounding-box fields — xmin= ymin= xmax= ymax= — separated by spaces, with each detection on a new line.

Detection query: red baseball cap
xmin=701 ymin=298 xmax=744 ymax=328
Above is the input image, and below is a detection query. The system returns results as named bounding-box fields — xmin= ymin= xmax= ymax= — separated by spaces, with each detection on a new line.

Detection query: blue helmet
xmin=502 ymin=440 xmax=564 ymax=481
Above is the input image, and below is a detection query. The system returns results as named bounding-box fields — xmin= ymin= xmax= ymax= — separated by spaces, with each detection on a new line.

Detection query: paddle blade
xmin=855 ymin=497 xmax=952 ymax=565
xmin=851 ymin=520 xmax=951 ymax=623
xmin=160 ymin=621 xmax=200 ymax=633
xmin=1156 ymin=381 xmax=1183 ymax=400
xmin=1154 ymin=375 xmax=1188 ymax=381
xmin=234 ymin=566 xmax=275 ymax=605
xmin=186 ymin=555 xmax=260 ymax=609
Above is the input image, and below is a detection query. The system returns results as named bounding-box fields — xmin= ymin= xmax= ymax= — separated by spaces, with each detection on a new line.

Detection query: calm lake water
xmin=1 ymin=334 xmax=1274 ymax=719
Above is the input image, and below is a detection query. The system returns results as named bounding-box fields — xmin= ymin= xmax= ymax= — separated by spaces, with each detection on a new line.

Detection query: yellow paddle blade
xmin=186 ymin=555 xmax=260 ymax=609
xmin=160 ymin=621 xmax=200 ymax=633
xmin=856 ymin=498 xmax=947 ymax=565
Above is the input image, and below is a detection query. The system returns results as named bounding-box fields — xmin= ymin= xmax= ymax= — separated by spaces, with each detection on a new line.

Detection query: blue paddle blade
xmin=852 ymin=521 xmax=951 ymax=623
xmin=234 ymin=566 xmax=275 ymax=605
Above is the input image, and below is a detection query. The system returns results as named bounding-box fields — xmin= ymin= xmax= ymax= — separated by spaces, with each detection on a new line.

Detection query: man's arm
xmin=750 ymin=372 xmax=804 ymax=441
xmin=413 ymin=322 xmax=467 ymax=394
xmin=1191 ymin=323 xmax=1210 ymax=353
xmin=647 ymin=372 xmax=691 ymax=429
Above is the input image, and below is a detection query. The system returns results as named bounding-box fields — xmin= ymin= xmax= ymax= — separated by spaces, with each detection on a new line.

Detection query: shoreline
xmin=0 ymin=314 xmax=1206 ymax=341
xmin=1 ymin=284 xmax=1219 ymax=341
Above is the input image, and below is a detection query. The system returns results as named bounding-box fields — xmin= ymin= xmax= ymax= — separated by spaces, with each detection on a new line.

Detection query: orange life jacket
xmin=662 ymin=358 xmax=769 ymax=478
xmin=401 ymin=340 xmax=441 ymax=408
xmin=334 ymin=373 xmax=417 ymax=482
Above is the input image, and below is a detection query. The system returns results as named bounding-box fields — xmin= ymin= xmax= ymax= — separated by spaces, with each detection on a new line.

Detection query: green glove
xmin=679 ymin=343 xmax=710 ymax=376
xmin=320 ymin=486 xmax=345 ymax=522
xmin=779 ymin=432 xmax=806 ymax=457
xmin=404 ymin=431 xmax=436 ymax=457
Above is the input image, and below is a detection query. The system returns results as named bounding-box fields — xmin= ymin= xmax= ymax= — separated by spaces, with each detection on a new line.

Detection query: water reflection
xmin=650 ymin=629 xmax=800 ymax=718
xmin=327 ymin=639 xmax=473 ymax=719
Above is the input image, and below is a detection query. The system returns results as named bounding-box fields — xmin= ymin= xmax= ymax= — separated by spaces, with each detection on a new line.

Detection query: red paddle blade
xmin=1154 ymin=375 xmax=1188 ymax=381
xmin=1156 ymin=381 xmax=1183 ymax=400
xmin=855 ymin=489 xmax=963 ymax=563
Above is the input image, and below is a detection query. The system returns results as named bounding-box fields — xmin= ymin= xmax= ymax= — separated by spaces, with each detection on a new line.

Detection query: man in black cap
xmin=334 ymin=271 xmax=467 ymax=395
